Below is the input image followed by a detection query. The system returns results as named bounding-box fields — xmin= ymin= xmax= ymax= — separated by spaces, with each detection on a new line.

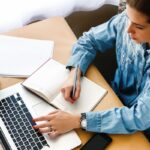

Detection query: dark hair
xmin=126 ymin=0 xmax=150 ymax=23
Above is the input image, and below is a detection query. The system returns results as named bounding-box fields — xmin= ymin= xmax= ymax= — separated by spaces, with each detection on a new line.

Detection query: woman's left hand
xmin=33 ymin=110 xmax=81 ymax=137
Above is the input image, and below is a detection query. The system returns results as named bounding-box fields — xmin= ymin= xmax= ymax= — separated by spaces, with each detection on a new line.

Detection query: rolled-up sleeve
xmin=85 ymin=70 xmax=150 ymax=134
xmin=66 ymin=14 xmax=119 ymax=75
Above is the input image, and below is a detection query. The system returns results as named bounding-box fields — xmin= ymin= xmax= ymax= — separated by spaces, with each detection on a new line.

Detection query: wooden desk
xmin=0 ymin=17 xmax=150 ymax=150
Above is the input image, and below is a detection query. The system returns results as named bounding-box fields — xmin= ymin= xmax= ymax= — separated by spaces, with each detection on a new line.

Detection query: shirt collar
xmin=141 ymin=43 xmax=150 ymax=50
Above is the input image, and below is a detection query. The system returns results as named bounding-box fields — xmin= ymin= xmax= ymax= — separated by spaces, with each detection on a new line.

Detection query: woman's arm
xmin=33 ymin=70 xmax=150 ymax=136
xmin=85 ymin=70 xmax=150 ymax=134
xmin=66 ymin=14 xmax=119 ymax=75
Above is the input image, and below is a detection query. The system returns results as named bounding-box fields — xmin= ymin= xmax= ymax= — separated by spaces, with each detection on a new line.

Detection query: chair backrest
xmin=66 ymin=5 xmax=118 ymax=38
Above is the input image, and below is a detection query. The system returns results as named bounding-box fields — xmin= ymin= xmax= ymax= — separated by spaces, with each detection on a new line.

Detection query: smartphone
xmin=80 ymin=133 xmax=112 ymax=150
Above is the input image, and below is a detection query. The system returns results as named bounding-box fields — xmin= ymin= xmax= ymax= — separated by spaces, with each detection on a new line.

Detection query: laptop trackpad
xmin=32 ymin=102 xmax=56 ymax=117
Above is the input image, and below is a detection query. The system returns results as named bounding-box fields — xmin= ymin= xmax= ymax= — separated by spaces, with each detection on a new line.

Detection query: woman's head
xmin=127 ymin=0 xmax=150 ymax=23
xmin=126 ymin=0 xmax=150 ymax=44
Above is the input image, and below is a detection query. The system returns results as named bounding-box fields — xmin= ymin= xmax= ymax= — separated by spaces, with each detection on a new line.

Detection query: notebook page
xmin=23 ymin=59 xmax=69 ymax=102
xmin=51 ymin=77 xmax=107 ymax=113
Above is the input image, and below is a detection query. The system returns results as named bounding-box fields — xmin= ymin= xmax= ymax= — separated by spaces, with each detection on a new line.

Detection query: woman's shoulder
xmin=109 ymin=10 xmax=128 ymax=29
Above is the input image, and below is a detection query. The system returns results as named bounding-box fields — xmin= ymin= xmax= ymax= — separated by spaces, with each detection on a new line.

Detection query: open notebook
xmin=22 ymin=59 xmax=107 ymax=113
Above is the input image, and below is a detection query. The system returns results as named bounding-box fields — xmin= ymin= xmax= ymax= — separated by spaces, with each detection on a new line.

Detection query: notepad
xmin=22 ymin=59 xmax=107 ymax=113
xmin=0 ymin=35 xmax=54 ymax=77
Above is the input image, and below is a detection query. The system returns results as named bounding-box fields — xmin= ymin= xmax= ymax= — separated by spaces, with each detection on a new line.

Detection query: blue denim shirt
xmin=67 ymin=11 xmax=150 ymax=134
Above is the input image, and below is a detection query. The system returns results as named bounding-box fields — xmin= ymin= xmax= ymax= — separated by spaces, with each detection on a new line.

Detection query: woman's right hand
xmin=61 ymin=67 xmax=81 ymax=103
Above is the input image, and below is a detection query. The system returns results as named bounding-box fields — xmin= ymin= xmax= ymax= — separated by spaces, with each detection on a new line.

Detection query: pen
xmin=71 ymin=65 xmax=79 ymax=98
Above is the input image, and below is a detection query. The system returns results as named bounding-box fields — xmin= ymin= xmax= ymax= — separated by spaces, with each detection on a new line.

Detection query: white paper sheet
xmin=0 ymin=35 xmax=54 ymax=77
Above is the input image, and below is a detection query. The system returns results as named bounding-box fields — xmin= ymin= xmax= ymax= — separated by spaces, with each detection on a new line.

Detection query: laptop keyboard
xmin=0 ymin=93 xmax=49 ymax=150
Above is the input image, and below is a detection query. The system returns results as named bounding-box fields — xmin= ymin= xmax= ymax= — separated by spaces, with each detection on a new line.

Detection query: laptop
xmin=0 ymin=83 xmax=81 ymax=150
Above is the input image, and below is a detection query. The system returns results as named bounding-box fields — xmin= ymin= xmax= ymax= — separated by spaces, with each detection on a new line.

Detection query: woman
xmin=33 ymin=0 xmax=150 ymax=140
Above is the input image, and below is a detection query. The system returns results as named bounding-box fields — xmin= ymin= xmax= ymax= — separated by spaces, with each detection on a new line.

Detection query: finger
xmin=48 ymin=110 xmax=59 ymax=115
xmin=33 ymin=122 xmax=50 ymax=129
xmin=39 ymin=128 xmax=49 ymax=133
xmin=64 ymin=87 xmax=74 ymax=103
xmin=61 ymin=87 xmax=69 ymax=101
xmin=64 ymin=87 xmax=72 ymax=100
xmin=39 ymin=126 xmax=56 ymax=133
xmin=33 ymin=115 xmax=50 ymax=122
xmin=48 ymin=131 xmax=59 ymax=138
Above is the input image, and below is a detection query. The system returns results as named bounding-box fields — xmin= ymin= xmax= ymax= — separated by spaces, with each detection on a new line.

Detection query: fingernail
xmin=32 ymin=118 xmax=35 ymax=122
xmin=32 ymin=126 xmax=36 ymax=129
